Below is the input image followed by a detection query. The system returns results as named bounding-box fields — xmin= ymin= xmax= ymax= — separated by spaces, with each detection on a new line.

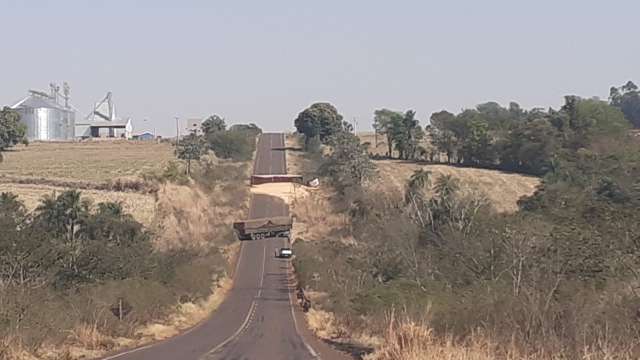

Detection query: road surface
xmin=101 ymin=133 xmax=349 ymax=360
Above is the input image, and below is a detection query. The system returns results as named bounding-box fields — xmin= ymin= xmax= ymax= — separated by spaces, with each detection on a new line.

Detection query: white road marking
xmin=257 ymin=240 xmax=267 ymax=298
xmin=102 ymin=242 xmax=249 ymax=360
xmin=202 ymin=237 xmax=269 ymax=358
xmin=202 ymin=300 xmax=257 ymax=358
xmin=284 ymin=237 xmax=320 ymax=359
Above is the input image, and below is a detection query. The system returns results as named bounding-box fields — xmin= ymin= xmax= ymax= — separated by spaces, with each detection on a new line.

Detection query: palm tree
xmin=405 ymin=169 xmax=431 ymax=202
xmin=405 ymin=169 xmax=431 ymax=227
xmin=36 ymin=190 xmax=89 ymax=274
xmin=433 ymin=174 xmax=460 ymax=200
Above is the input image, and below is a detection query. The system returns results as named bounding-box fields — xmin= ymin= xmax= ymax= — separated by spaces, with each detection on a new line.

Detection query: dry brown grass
xmin=136 ymin=277 xmax=233 ymax=342
xmin=153 ymin=179 xmax=249 ymax=252
xmin=66 ymin=322 xmax=115 ymax=354
xmin=0 ymin=141 xmax=173 ymax=183
xmin=365 ymin=314 xmax=638 ymax=360
xmin=0 ymin=337 xmax=39 ymax=360
xmin=374 ymin=160 xmax=540 ymax=213
xmin=306 ymin=308 xmax=348 ymax=340
xmin=291 ymin=188 xmax=355 ymax=244
xmin=358 ymin=132 xmax=390 ymax=157
xmin=284 ymin=133 xmax=306 ymax=175
xmin=0 ymin=141 xmax=171 ymax=227
xmin=365 ymin=315 xmax=501 ymax=360
xmin=284 ymin=134 xmax=353 ymax=244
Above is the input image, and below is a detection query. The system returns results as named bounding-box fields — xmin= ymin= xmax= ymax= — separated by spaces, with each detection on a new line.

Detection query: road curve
xmin=99 ymin=133 xmax=349 ymax=360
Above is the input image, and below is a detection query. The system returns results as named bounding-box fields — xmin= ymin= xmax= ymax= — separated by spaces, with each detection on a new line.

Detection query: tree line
xmin=293 ymin=81 xmax=639 ymax=179
xmin=0 ymin=190 xmax=159 ymax=289
xmin=177 ymin=114 xmax=261 ymax=175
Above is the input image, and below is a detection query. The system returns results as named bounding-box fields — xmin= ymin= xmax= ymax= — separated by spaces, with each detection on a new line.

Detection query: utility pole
xmin=353 ymin=117 xmax=358 ymax=135
xmin=175 ymin=117 xmax=180 ymax=154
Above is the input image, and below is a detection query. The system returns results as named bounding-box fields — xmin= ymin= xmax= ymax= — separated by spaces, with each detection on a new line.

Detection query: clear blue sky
xmin=0 ymin=0 xmax=638 ymax=135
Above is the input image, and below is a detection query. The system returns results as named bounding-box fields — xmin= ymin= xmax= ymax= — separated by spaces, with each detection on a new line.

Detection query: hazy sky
xmin=0 ymin=0 xmax=638 ymax=135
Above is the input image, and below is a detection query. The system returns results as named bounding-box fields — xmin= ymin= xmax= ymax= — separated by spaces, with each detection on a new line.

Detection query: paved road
xmin=100 ymin=133 xmax=349 ymax=360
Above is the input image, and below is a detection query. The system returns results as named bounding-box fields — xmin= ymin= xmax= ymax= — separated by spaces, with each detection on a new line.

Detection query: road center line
xmin=257 ymin=240 xmax=267 ymax=298
xmin=202 ymin=237 xmax=268 ymax=359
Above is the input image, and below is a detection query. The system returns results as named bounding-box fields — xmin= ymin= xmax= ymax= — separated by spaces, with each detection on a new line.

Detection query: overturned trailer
xmin=250 ymin=174 xmax=303 ymax=186
xmin=233 ymin=216 xmax=292 ymax=240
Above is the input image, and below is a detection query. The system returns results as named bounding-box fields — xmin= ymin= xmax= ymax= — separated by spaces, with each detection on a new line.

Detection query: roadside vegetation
xmin=0 ymin=113 xmax=260 ymax=359
xmin=292 ymin=85 xmax=640 ymax=359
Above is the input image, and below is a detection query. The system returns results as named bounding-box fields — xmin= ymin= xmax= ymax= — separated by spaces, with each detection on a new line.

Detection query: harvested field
xmin=0 ymin=183 xmax=157 ymax=225
xmin=0 ymin=141 xmax=173 ymax=183
xmin=358 ymin=131 xmax=433 ymax=158
xmin=0 ymin=141 xmax=173 ymax=226
xmin=358 ymin=132 xmax=390 ymax=157
xmin=374 ymin=160 xmax=540 ymax=213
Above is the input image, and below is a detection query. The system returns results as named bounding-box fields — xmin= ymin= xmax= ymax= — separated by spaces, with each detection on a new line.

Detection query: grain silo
xmin=11 ymin=83 xmax=76 ymax=141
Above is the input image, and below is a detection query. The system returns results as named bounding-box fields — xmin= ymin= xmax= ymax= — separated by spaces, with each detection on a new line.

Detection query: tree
xmin=322 ymin=131 xmax=377 ymax=190
xmin=430 ymin=111 xmax=458 ymax=163
xmin=387 ymin=110 xmax=424 ymax=160
xmin=201 ymin=115 xmax=226 ymax=136
xmin=208 ymin=130 xmax=252 ymax=161
xmin=177 ymin=133 xmax=206 ymax=176
xmin=433 ymin=174 xmax=460 ymax=200
xmin=35 ymin=190 xmax=90 ymax=281
xmin=373 ymin=109 xmax=403 ymax=157
xmin=294 ymin=103 xmax=344 ymax=146
xmin=609 ymin=81 xmax=640 ymax=128
xmin=499 ymin=118 xmax=559 ymax=175
xmin=404 ymin=169 xmax=432 ymax=227
xmin=459 ymin=118 xmax=493 ymax=166
xmin=0 ymin=193 xmax=50 ymax=286
xmin=0 ymin=107 xmax=27 ymax=162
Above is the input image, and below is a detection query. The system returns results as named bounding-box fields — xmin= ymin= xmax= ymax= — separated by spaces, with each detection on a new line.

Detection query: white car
xmin=276 ymin=248 xmax=293 ymax=258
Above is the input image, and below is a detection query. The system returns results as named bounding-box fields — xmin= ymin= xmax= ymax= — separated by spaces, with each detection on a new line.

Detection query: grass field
xmin=374 ymin=160 xmax=540 ymax=213
xmin=0 ymin=141 xmax=174 ymax=225
xmin=0 ymin=141 xmax=174 ymax=183
xmin=358 ymin=132 xmax=393 ymax=157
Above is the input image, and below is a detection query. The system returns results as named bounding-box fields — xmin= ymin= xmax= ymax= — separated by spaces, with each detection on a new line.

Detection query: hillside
xmin=373 ymin=160 xmax=540 ymax=213
xmin=286 ymin=134 xmax=540 ymax=251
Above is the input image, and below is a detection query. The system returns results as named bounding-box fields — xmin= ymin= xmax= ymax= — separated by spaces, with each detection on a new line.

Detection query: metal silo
xmin=11 ymin=83 xmax=76 ymax=141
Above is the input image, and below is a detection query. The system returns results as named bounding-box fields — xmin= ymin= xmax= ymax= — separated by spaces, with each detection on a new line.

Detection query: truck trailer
xmin=233 ymin=216 xmax=292 ymax=240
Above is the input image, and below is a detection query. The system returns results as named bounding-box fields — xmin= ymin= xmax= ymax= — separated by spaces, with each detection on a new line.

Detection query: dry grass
xmin=285 ymin=134 xmax=353 ymax=244
xmin=358 ymin=132 xmax=391 ymax=157
xmin=284 ymin=133 xmax=306 ymax=175
xmin=0 ymin=183 xmax=157 ymax=225
xmin=0 ymin=141 xmax=173 ymax=183
xmin=291 ymin=188 xmax=355 ymax=244
xmin=365 ymin=314 xmax=638 ymax=360
xmin=67 ymin=323 xmax=113 ymax=351
xmin=153 ymin=181 xmax=249 ymax=252
xmin=136 ymin=276 xmax=233 ymax=342
xmin=365 ymin=315 xmax=501 ymax=360
xmin=0 ymin=337 xmax=39 ymax=360
xmin=0 ymin=141 xmax=171 ymax=227
xmin=374 ymin=160 xmax=540 ymax=213
xmin=306 ymin=308 xmax=348 ymax=340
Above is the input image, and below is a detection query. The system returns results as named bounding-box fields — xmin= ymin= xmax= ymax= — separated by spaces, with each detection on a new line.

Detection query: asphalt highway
xmin=100 ymin=133 xmax=349 ymax=360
